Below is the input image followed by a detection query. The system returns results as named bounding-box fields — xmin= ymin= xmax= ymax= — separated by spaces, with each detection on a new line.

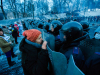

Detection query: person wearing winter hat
xmin=19 ymin=29 xmax=51 ymax=75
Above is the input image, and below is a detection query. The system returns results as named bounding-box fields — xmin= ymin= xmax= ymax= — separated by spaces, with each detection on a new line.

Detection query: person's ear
xmin=64 ymin=35 xmax=66 ymax=39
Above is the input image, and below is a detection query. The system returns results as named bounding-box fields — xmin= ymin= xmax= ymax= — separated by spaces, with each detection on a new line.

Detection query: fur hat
xmin=23 ymin=29 xmax=41 ymax=42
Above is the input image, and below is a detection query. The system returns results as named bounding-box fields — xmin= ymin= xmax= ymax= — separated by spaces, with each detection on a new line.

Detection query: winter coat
xmin=59 ymin=42 xmax=85 ymax=70
xmin=18 ymin=24 xmax=23 ymax=30
xmin=82 ymin=53 xmax=100 ymax=75
xmin=0 ymin=37 xmax=11 ymax=53
xmin=12 ymin=28 xmax=18 ymax=38
xmin=19 ymin=37 xmax=50 ymax=75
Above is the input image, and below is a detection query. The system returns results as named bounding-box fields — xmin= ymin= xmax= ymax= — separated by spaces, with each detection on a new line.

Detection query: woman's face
xmin=35 ymin=34 xmax=43 ymax=44
xmin=0 ymin=31 xmax=3 ymax=36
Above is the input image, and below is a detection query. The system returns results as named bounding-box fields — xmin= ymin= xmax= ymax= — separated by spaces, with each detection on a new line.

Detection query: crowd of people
xmin=18 ymin=18 xmax=100 ymax=75
xmin=0 ymin=17 xmax=100 ymax=75
xmin=0 ymin=21 xmax=23 ymax=66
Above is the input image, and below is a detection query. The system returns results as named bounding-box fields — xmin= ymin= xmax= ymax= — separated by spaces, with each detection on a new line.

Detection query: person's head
xmin=59 ymin=21 xmax=83 ymax=43
xmin=14 ymin=26 xmax=17 ymax=29
xmin=14 ymin=22 xmax=17 ymax=24
xmin=73 ymin=18 xmax=77 ymax=21
xmin=51 ymin=20 xmax=63 ymax=28
xmin=17 ymin=22 xmax=19 ymax=24
xmin=44 ymin=23 xmax=50 ymax=32
xmin=23 ymin=29 xmax=43 ymax=44
xmin=51 ymin=25 xmax=54 ymax=32
xmin=9 ymin=25 xmax=11 ymax=27
xmin=2 ymin=26 xmax=6 ymax=28
xmin=0 ymin=28 xmax=3 ymax=36
xmin=48 ymin=19 xmax=50 ymax=22
xmin=80 ymin=21 xmax=89 ymax=32
xmin=94 ymin=32 xmax=100 ymax=39
xmin=45 ymin=25 xmax=49 ymax=31
xmin=38 ymin=23 xmax=43 ymax=29
xmin=54 ymin=25 xmax=62 ymax=36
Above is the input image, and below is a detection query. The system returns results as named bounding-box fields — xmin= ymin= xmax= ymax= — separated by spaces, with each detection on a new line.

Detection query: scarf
xmin=0 ymin=34 xmax=10 ymax=42
xmin=25 ymin=38 xmax=41 ymax=48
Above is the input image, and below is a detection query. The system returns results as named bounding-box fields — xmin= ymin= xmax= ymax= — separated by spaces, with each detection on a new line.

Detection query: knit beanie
xmin=23 ymin=29 xmax=41 ymax=42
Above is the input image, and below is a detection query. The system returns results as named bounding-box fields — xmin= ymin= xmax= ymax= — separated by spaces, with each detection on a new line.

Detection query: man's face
xmin=51 ymin=26 xmax=54 ymax=32
xmin=95 ymin=32 xmax=100 ymax=39
xmin=59 ymin=30 xmax=66 ymax=42
xmin=35 ymin=34 xmax=43 ymax=44
xmin=0 ymin=31 xmax=3 ymax=36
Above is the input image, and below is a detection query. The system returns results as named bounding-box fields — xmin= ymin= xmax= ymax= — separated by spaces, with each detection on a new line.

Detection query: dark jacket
xmin=19 ymin=37 xmax=50 ymax=75
xmin=82 ymin=53 xmax=100 ymax=75
xmin=59 ymin=42 xmax=84 ymax=70
xmin=12 ymin=28 xmax=18 ymax=38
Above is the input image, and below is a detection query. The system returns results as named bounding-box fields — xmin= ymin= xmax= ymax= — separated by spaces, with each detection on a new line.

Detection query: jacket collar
xmin=25 ymin=38 xmax=41 ymax=48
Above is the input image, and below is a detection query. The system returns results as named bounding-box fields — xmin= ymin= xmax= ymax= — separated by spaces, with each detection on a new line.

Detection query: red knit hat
xmin=23 ymin=29 xmax=41 ymax=42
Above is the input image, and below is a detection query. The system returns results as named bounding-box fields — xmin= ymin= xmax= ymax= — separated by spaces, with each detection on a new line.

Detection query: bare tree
xmin=7 ymin=0 xmax=18 ymax=18
xmin=23 ymin=0 xmax=26 ymax=17
xmin=51 ymin=0 xmax=58 ymax=14
xmin=0 ymin=0 xmax=7 ymax=19
xmin=18 ymin=3 xmax=24 ymax=18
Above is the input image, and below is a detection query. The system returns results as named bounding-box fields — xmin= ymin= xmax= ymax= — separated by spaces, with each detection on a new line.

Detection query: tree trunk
xmin=15 ymin=2 xmax=17 ymax=18
xmin=30 ymin=0 xmax=34 ymax=19
xmin=32 ymin=4 xmax=34 ymax=19
xmin=0 ymin=0 xmax=7 ymax=19
xmin=24 ymin=0 xmax=26 ymax=18
xmin=8 ymin=0 xmax=16 ymax=19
